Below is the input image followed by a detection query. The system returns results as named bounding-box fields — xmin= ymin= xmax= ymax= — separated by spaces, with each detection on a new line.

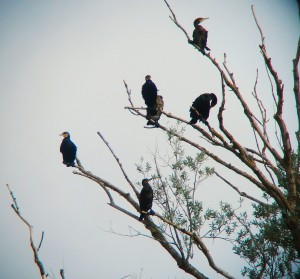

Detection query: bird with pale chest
xmin=190 ymin=17 xmax=210 ymax=55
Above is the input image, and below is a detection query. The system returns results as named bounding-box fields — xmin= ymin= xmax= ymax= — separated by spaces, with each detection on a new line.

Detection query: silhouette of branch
xmin=37 ymin=231 xmax=44 ymax=252
xmin=214 ymin=172 xmax=269 ymax=206
xmin=251 ymin=6 xmax=295 ymax=204
xmin=97 ymin=131 xmax=140 ymax=198
xmin=293 ymin=37 xmax=300 ymax=157
xmin=6 ymin=184 xmax=47 ymax=279
xmin=163 ymin=0 xmax=190 ymax=41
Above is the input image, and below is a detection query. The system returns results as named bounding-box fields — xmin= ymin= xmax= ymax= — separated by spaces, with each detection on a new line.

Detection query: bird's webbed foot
xmin=200 ymin=49 xmax=206 ymax=55
xmin=148 ymin=209 xmax=155 ymax=216
xmin=64 ymin=161 xmax=76 ymax=167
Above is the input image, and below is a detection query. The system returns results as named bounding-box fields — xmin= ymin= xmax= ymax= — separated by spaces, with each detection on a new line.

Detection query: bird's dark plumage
xmin=146 ymin=95 xmax=164 ymax=127
xmin=189 ymin=93 xmax=217 ymax=125
xmin=142 ymin=75 xmax=158 ymax=108
xmin=142 ymin=75 xmax=163 ymax=127
xmin=191 ymin=17 xmax=210 ymax=55
xmin=139 ymin=178 xmax=155 ymax=221
xmin=60 ymin=132 xmax=77 ymax=167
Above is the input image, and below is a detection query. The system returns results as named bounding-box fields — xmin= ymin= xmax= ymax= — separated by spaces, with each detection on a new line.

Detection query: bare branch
xmin=251 ymin=5 xmax=265 ymax=45
xmin=6 ymin=184 xmax=47 ymax=279
xmin=97 ymin=131 xmax=140 ymax=198
xmin=293 ymin=37 xmax=300 ymax=148
xmin=163 ymin=0 xmax=191 ymax=41
xmin=37 ymin=231 xmax=44 ymax=252
xmin=214 ymin=171 xmax=269 ymax=206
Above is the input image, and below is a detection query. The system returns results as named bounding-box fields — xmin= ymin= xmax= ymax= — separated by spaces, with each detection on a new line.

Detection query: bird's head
xmin=60 ymin=131 xmax=70 ymax=138
xmin=145 ymin=75 xmax=151 ymax=81
xmin=142 ymin=178 xmax=151 ymax=186
xmin=194 ymin=17 xmax=209 ymax=27
xmin=210 ymin=93 xmax=218 ymax=107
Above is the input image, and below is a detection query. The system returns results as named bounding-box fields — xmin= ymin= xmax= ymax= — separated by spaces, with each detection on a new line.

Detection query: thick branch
xmin=293 ymin=37 xmax=300 ymax=148
xmin=155 ymin=213 xmax=236 ymax=279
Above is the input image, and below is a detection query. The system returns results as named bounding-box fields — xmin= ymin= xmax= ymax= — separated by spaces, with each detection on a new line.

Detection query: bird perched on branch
xmin=189 ymin=93 xmax=217 ymax=125
xmin=139 ymin=178 xmax=155 ymax=221
xmin=146 ymin=95 xmax=164 ymax=127
xmin=142 ymin=75 xmax=163 ymax=127
xmin=60 ymin=132 xmax=77 ymax=167
xmin=190 ymin=17 xmax=210 ymax=55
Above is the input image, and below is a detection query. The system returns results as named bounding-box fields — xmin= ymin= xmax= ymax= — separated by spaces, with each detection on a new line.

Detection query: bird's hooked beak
xmin=59 ymin=133 xmax=68 ymax=138
xmin=200 ymin=17 xmax=209 ymax=23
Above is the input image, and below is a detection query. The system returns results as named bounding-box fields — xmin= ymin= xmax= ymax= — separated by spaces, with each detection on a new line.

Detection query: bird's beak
xmin=203 ymin=17 xmax=209 ymax=21
xmin=149 ymin=176 xmax=159 ymax=181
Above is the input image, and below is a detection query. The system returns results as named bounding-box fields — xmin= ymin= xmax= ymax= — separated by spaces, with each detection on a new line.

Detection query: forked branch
xmin=6 ymin=184 xmax=47 ymax=279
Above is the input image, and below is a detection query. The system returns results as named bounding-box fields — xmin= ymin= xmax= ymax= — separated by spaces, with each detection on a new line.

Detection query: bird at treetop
xmin=189 ymin=93 xmax=217 ymax=125
xmin=190 ymin=17 xmax=210 ymax=55
xmin=146 ymin=95 xmax=164 ymax=127
xmin=139 ymin=178 xmax=155 ymax=221
xmin=142 ymin=75 xmax=158 ymax=120
xmin=59 ymin=132 xmax=77 ymax=167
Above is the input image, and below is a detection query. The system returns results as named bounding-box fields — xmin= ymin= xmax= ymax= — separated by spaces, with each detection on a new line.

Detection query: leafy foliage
xmin=136 ymin=123 xmax=300 ymax=278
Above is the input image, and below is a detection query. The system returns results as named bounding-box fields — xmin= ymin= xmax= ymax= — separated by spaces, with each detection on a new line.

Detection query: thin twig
xmin=37 ymin=231 xmax=44 ymax=252
xmin=6 ymin=184 xmax=47 ymax=279
xmin=97 ymin=132 xmax=140 ymax=197
xmin=214 ymin=172 xmax=269 ymax=206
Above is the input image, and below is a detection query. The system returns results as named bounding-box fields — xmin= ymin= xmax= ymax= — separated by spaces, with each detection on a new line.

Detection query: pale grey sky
xmin=0 ymin=0 xmax=298 ymax=278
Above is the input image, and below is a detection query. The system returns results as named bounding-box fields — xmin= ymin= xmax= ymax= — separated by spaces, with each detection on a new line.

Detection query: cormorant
xmin=146 ymin=95 xmax=164 ymax=127
xmin=191 ymin=17 xmax=210 ymax=55
xmin=142 ymin=75 xmax=158 ymax=125
xmin=139 ymin=178 xmax=155 ymax=221
xmin=60 ymin=132 xmax=77 ymax=167
xmin=189 ymin=93 xmax=217 ymax=125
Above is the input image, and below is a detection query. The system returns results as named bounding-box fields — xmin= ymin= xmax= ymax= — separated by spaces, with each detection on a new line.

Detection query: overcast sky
xmin=0 ymin=1 xmax=298 ymax=278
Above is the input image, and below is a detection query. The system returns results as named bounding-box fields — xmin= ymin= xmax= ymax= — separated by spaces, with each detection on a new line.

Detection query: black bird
xmin=146 ymin=95 xmax=164 ymax=127
xmin=189 ymin=93 xmax=217 ymax=125
xmin=191 ymin=17 xmax=210 ymax=55
xmin=60 ymin=132 xmax=77 ymax=167
xmin=142 ymin=75 xmax=158 ymax=116
xmin=139 ymin=178 xmax=155 ymax=221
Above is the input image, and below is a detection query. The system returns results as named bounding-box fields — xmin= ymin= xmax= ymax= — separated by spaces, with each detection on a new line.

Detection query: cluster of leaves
xmin=232 ymin=200 xmax=299 ymax=278
xmin=136 ymin=123 xmax=300 ymax=278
